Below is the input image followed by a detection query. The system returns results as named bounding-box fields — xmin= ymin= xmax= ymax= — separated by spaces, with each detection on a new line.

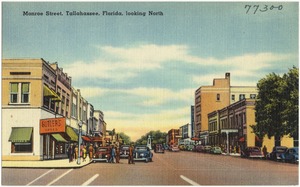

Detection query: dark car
xmin=120 ymin=145 xmax=130 ymax=158
xmin=270 ymin=146 xmax=288 ymax=161
xmin=280 ymin=147 xmax=298 ymax=163
xmin=154 ymin=144 xmax=164 ymax=153
xmin=134 ymin=145 xmax=153 ymax=163
xmin=93 ymin=146 xmax=110 ymax=162
xmin=241 ymin=146 xmax=264 ymax=159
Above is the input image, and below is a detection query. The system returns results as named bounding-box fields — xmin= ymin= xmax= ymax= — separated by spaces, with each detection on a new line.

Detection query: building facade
xmin=208 ymin=99 xmax=294 ymax=153
xmin=194 ymin=73 xmax=258 ymax=145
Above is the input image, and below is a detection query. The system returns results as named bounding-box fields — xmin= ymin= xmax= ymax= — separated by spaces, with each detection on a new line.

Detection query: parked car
xmin=269 ymin=146 xmax=288 ymax=161
xmin=241 ymin=146 xmax=264 ymax=158
xmin=203 ymin=145 xmax=212 ymax=153
xmin=280 ymin=147 xmax=298 ymax=163
xmin=134 ymin=145 xmax=153 ymax=163
xmin=154 ymin=144 xmax=164 ymax=153
xmin=120 ymin=145 xmax=130 ymax=158
xmin=210 ymin=146 xmax=222 ymax=154
xmin=163 ymin=144 xmax=169 ymax=150
xmin=186 ymin=144 xmax=195 ymax=151
xmin=93 ymin=146 xmax=110 ymax=162
xmin=170 ymin=145 xmax=180 ymax=152
xmin=179 ymin=144 xmax=186 ymax=151
xmin=194 ymin=145 xmax=204 ymax=152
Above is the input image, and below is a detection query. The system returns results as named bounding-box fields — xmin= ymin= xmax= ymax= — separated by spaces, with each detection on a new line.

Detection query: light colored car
xmin=210 ymin=146 xmax=222 ymax=154
xmin=170 ymin=145 xmax=180 ymax=152
xmin=203 ymin=145 xmax=212 ymax=153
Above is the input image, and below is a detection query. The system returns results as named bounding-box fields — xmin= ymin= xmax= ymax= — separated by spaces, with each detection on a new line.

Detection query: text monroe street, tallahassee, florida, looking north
xmin=22 ymin=10 xmax=164 ymax=16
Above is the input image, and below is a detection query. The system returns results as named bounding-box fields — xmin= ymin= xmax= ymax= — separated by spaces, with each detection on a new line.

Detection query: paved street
xmin=2 ymin=151 xmax=298 ymax=185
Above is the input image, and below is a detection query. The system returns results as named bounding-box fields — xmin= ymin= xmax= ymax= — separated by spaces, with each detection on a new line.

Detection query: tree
xmin=118 ymin=132 xmax=131 ymax=145
xmin=253 ymin=67 xmax=299 ymax=146
xmin=135 ymin=130 xmax=167 ymax=145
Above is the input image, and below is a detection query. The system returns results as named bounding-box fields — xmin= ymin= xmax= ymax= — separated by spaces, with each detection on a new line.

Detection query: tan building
xmin=208 ymin=99 xmax=293 ymax=153
xmin=2 ymin=59 xmax=79 ymax=160
xmin=194 ymin=73 xmax=258 ymax=145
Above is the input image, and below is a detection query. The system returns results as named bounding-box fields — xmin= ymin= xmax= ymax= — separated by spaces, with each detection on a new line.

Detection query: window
xmin=231 ymin=94 xmax=235 ymax=101
xmin=250 ymin=94 xmax=256 ymax=99
xmin=216 ymin=94 xmax=220 ymax=101
xmin=239 ymin=94 xmax=245 ymax=100
xmin=10 ymin=83 xmax=30 ymax=104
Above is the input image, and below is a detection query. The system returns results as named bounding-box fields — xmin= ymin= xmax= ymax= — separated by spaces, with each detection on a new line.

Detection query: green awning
xmin=52 ymin=134 xmax=67 ymax=142
xmin=9 ymin=127 xmax=33 ymax=143
xmin=43 ymin=85 xmax=61 ymax=101
xmin=66 ymin=126 xmax=78 ymax=142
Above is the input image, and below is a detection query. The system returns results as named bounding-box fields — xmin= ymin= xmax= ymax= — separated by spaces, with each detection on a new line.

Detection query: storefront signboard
xmin=40 ymin=117 xmax=66 ymax=134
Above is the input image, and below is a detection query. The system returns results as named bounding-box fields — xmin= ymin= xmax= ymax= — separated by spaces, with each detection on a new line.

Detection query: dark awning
xmin=52 ymin=134 xmax=67 ymax=142
xmin=66 ymin=126 xmax=78 ymax=142
xmin=9 ymin=127 xmax=33 ymax=143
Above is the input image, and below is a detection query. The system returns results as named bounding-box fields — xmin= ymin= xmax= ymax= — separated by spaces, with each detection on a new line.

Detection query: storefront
xmin=40 ymin=117 xmax=78 ymax=160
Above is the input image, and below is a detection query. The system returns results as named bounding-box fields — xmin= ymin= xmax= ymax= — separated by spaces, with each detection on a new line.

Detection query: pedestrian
xmin=128 ymin=144 xmax=135 ymax=164
xmin=109 ymin=145 xmax=116 ymax=163
xmin=74 ymin=145 xmax=78 ymax=160
xmin=116 ymin=145 xmax=120 ymax=163
xmin=262 ymin=145 xmax=267 ymax=158
xmin=68 ymin=144 xmax=73 ymax=162
xmin=88 ymin=144 xmax=94 ymax=161
xmin=82 ymin=145 xmax=87 ymax=162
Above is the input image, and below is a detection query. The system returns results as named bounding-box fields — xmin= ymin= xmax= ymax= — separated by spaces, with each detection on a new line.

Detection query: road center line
xmin=180 ymin=175 xmax=200 ymax=186
xmin=81 ymin=174 xmax=99 ymax=186
xmin=26 ymin=169 xmax=54 ymax=186
xmin=46 ymin=169 xmax=73 ymax=186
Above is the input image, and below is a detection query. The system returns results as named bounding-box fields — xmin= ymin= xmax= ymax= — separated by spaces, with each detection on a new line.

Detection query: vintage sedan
xmin=134 ymin=145 xmax=153 ymax=163
xmin=120 ymin=145 xmax=130 ymax=158
xmin=280 ymin=147 xmax=298 ymax=163
xmin=203 ymin=145 xmax=212 ymax=153
xmin=241 ymin=146 xmax=264 ymax=159
xmin=93 ymin=146 xmax=110 ymax=162
xmin=210 ymin=146 xmax=222 ymax=154
xmin=169 ymin=145 xmax=180 ymax=152
xmin=269 ymin=146 xmax=288 ymax=161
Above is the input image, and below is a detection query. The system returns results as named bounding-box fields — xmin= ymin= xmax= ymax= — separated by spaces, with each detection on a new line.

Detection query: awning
xmin=82 ymin=136 xmax=92 ymax=142
xmin=9 ymin=127 xmax=33 ymax=143
xmin=52 ymin=134 xmax=67 ymax=142
xmin=191 ymin=137 xmax=200 ymax=141
xmin=66 ymin=126 xmax=78 ymax=142
xmin=43 ymin=85 xmax=61 ymax=102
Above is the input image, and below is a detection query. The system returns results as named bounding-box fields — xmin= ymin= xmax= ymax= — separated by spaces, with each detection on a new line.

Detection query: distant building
xmin=168 ymin=129 xmax=180 ymax=145
xmin=194 ymin=73 xmax=258 ymax=145
xmin=208 ymin=99 xmax=294 ymax=152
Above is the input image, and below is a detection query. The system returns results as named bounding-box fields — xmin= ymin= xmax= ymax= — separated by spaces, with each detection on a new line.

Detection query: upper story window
xmin=231 ymin=94 xmax=235 ymax=101
xmin=250 ymin=94 xmax=256 ymax=99
xmin=10 ymin=82 xmax=30 ymax=104
xmin=239 ymin=94 xmax=245 ymax=100
xmin=216 ymin=94 xmax=220 ymax=101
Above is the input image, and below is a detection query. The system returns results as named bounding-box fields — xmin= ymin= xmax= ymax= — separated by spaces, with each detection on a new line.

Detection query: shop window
xmin=250 ymin=94 xmax=256 ymax=99
xmin=13 ymin=142 xmax=33 ymax=153
xmin=231 ymin=94 xmax=235 ymax=101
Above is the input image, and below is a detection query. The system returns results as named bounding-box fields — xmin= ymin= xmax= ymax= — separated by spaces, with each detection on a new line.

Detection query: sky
xmin=2 ymin=2 xmax=299 ymax=141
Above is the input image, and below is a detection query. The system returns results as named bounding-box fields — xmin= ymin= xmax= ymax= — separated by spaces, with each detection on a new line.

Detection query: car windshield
xmin=294 ymin=148 xmax=299 ymax=153
xmin=121 ymin=146 xmax=129 ymax=150
xmin=251 ymin=147 xmax=260 ymax=152
xmin=98 ymin=148 xmax=108 ymax=152
xmin=135 ymin=147 xmax=147 ymax=151
xmin=276 ymin=147 xmax=287 ymax=152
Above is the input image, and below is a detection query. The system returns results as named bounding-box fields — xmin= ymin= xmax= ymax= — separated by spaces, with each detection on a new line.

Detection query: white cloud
xmin=105 ymin=106 xmax=191 ymax=141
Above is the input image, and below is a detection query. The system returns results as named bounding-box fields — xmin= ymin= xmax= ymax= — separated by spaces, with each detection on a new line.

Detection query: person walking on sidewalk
xmin=82 ymin=145 xmax=87 ymax=162
xmin=88 ymin=144 xmax=94 ymax=161
xmin=68 ymin=144 xmax=74 ymax=162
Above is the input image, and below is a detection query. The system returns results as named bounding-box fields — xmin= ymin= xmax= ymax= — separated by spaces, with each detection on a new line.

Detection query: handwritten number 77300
xmin=245 ymin=5 xmax=283 ymax=14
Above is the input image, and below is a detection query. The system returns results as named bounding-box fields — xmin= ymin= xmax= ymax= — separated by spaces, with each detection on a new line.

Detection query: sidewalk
xmin=2 ymin=159 xmax=92 ymax=168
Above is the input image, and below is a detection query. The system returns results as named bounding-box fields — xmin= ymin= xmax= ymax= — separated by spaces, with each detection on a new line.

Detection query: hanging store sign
xmin=40 ymin=117 xmax=66 ymax=134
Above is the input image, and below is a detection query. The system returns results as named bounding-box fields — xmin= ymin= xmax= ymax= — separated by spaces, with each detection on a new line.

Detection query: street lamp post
xmin=77 ymin=121 xmax=82 ymax=165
